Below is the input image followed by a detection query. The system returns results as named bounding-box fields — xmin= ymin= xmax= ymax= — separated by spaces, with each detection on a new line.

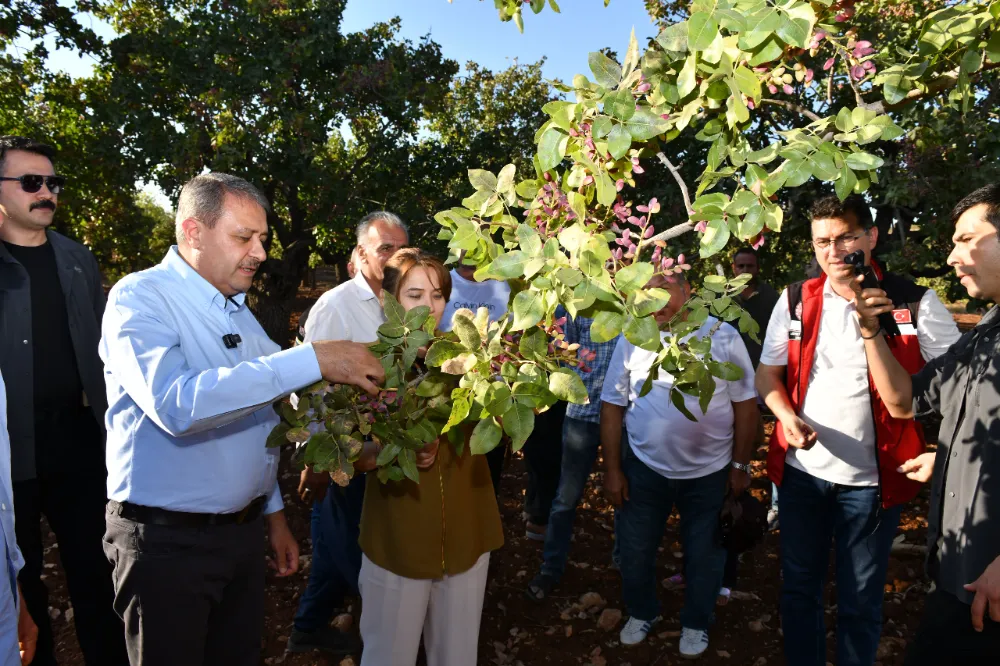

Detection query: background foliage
xmin=1 ymin=0 xmax=552 ymax=339
xmin=5 ymin=0 xmax=998 ymax=318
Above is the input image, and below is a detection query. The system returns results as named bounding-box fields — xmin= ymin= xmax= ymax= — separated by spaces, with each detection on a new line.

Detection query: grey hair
xmin=175 ymin=172 xmax=270 ymax=244
xmin=355 ymin=210 xmax=408 ymax=245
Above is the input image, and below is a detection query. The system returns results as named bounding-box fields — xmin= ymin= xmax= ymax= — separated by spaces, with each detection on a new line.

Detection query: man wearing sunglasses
xmin=0 ymin=136 xmax=127 ymax=666
xmin=756 ymin=194 xmax=960 ymax=666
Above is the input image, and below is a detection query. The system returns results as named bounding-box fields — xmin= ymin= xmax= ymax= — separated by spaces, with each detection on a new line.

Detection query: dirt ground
xmin=44 ymin=285 xmax=943 ymax=666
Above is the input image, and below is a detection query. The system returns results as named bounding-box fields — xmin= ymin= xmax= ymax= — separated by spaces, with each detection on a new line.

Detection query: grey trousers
xmin=102 ymin=507 xmax=266 ymax=666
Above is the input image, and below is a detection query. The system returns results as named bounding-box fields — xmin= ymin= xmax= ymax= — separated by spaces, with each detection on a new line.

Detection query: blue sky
xmin=341 ymin=0 xmax=656 ymax=83
xmin=41 ymin=0 xmax=656 ymax=85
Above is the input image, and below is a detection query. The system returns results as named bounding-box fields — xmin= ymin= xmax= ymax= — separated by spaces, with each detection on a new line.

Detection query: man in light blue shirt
xmin=1 ymin=370 xmax=38 ymax=666
xmin=99 ymin=173 xmax=384 ymax=666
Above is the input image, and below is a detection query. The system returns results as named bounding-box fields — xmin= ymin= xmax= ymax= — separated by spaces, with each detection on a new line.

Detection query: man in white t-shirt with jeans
xmin=601 ymin=273 xmax=758 ymax=658
xmin=756 ymin=195 xmax=960 ymax=666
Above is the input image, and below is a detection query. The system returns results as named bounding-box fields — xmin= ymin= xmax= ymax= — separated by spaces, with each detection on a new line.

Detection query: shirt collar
xmin=353 ymin=271 xmax=379 ymax=302
xmin=163 ymin=246 xmax=245 ymax=312
xmin=975 ymin=305 xmax=1000 ymax=331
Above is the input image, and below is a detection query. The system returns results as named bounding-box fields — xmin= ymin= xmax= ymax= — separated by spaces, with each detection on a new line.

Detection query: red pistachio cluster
xmin=356 ymin=389 xmax=403 ymax=423
xmin=524 ymin=173 xmax=579 ymax=233
xmin=847 ymin=36 xmax=877 ymax=80
xmin=490 ymin=323 xmax=597 ymax=375
xmin=550 ymin=315 xmax=599 ymax=372
xmin=610 ymin=198 xmax=658 ymax=261
xmin=832 ymin=0 xmax=857 ymax=22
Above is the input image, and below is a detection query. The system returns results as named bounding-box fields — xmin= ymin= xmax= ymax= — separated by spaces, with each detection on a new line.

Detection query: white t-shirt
xmin=600 ymin=317 xmax=757 ymax=480
xmin=439 ymin=270 xmax=510 ymax=332
xmin=305 ymin=272 xmax=385 ymax=344
xmin=759 ymin=282 xmax=960 ymax=486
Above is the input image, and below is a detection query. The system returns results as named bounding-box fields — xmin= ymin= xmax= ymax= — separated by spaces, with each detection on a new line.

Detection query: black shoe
xmin=286 ymin=626 xmax=360 ymax=656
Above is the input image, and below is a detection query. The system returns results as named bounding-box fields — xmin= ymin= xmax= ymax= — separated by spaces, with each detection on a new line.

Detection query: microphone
xmin=222 ymin=334 xmax=242 ymax=349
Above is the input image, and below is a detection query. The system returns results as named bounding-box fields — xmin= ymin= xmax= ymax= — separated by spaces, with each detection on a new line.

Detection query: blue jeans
xmin=539 ymin=416 xmax=601 ymax=580
xmin=293 ymin=474 xmax=366 ymax=633
xmin=779 ymin=465 xmax=902 ymax=666
xmin=618 ymin=453 xmax=727 ymax=629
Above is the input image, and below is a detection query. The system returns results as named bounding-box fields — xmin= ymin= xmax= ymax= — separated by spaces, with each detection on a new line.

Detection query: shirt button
xmin=22 ymin=340 xmax=27 ymax=345
xmin=949 ymin=491 xmax=956 ymax=498
xmin=953 ymin=450 xmax=958 ymax=457
xmin=1 ymin=503 xmax=5 ymax=510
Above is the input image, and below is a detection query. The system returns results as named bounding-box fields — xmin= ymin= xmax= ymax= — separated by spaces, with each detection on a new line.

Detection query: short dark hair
xmin=951 ymin=183 xmax=1000 ymax=234
xmin=733 ymin=246 xmax=758 ymax=262
xmin=0 ymin=136 xmax=55 ymax=176
xmin=809 ymin=194 xmax=873 ymax=230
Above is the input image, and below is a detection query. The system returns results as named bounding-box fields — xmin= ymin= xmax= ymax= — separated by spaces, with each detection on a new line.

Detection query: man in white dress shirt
xmin=305 ymin=212 xmax=408 ymax=343
xmin=288 ymin=211 xmax=408 ymax=655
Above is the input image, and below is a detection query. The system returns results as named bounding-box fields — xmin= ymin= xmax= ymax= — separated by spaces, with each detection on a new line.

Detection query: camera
xmin=843 ymin=250 xmax=899 ymax=338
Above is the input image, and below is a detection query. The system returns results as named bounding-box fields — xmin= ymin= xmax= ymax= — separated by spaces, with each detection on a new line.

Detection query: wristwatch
xmin=730 ymin=460 xmax=751 ymax=474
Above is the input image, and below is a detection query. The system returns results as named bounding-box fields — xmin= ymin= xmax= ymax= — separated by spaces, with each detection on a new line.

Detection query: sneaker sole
xmin=680 ymin=649 xmax=708 ymax=659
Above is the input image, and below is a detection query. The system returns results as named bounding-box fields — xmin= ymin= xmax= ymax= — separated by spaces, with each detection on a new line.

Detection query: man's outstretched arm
xmin=852 ymin=278 xmax=915 ymax=419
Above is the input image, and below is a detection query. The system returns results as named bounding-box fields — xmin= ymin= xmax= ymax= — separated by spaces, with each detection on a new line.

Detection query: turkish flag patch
xmin=892 ymin=309 xmax=913 ymax=324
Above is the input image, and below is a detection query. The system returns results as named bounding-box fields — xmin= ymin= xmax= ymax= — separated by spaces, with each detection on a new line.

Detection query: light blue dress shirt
xmin=99 ymin=247 xmax=322 ymax=515
xmin=1 ymin=370 xmax=25 ymax=666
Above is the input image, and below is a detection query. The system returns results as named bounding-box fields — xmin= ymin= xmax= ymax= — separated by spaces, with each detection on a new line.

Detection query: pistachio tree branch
xmin=864 ymin=59 xmax=1000 ymax=114
xmin=648 ymin=220 xmax=696 ymax=244
xmin=645 ymin=151 xmax=698 ymax=245
xmin=843 ymin=55 xmax=869 ymax=108
xmin=656 ymin=151 xmax=692 ymax=212
xmin=827 ymin=54 xmax=836 ymax=104
xmin=760 ymin=98 xmax=824 ymax=123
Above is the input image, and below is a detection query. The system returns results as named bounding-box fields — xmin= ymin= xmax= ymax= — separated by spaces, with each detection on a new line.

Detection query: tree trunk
xmin=247 ymin=238 xmax=313 ymax=345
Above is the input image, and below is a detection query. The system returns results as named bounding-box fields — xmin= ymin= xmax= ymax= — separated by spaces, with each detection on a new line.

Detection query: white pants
xmin=359 ymin=552 xmax=490 ymax=666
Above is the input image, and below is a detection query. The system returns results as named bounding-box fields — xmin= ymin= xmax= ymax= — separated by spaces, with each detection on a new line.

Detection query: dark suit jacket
xmin=0 ymin=229 xmax=107 ymax=481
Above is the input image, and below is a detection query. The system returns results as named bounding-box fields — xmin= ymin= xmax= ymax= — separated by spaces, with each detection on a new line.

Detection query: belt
xmin=107 ymin=496 xmax=267 ymax=527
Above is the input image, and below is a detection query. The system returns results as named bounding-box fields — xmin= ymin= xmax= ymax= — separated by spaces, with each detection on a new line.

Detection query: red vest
xmin=766 ymin=266 xmax=929 ymax=508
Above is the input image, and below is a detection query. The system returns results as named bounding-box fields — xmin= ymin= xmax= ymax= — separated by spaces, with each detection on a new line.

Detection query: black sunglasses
xmin=0 ymin=174 xmax=66 ymax=194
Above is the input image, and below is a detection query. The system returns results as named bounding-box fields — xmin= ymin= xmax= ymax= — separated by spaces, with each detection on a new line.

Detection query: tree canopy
xmin=1 ymin=0 xmax=554 ymax=340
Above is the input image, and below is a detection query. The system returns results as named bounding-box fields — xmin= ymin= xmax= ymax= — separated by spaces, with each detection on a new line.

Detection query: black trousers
xmin=521 ymin=402 xmax=567 ymax=525
xmin=904 ymin=588 xmax=1000 ymax=666
xmin=486 ymin=445 xmax=508 ymax=498
xmin=13 ymin=411 xmax=127 ymax=666
xmin=103 ymin=509 xmax=266 ymax=666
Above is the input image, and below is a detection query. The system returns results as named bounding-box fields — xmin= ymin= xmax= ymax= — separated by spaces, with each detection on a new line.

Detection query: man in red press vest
xmin=755 ymin=195 xmax=960 ymax=666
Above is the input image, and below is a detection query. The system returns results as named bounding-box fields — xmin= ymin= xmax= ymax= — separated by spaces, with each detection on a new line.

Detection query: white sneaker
xmin=619 ymin=616 xmax=657 ymax=646
xmin=679 ymin=627 xmax=709 ymax=658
